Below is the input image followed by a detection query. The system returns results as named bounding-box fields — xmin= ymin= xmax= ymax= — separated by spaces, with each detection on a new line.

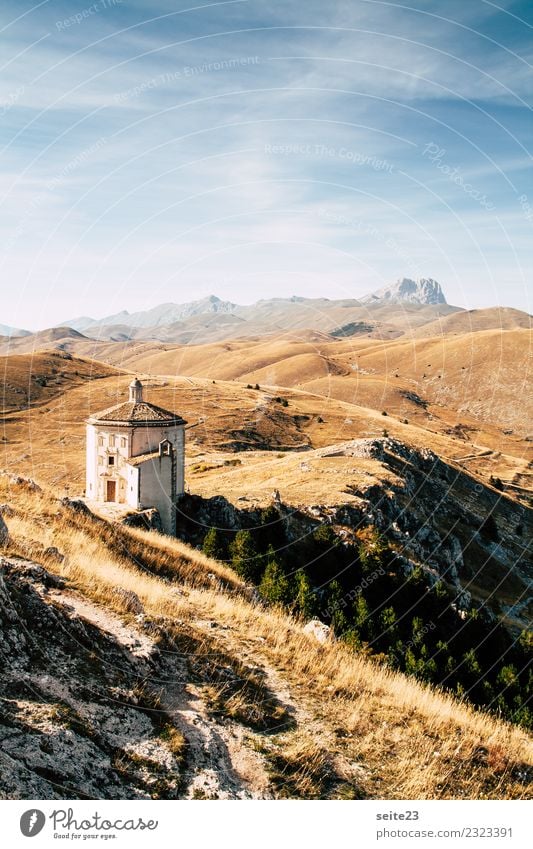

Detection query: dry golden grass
xmin=262 ymin=734 xmax=339 ymax=799
xmin=0 ymin=350 xmax=118 ymax=412
xmin=2 ymin=365 xmax=529 ymax=504
xmin=2 ymin=474 xmax=531 ymax=800
xmin=73 ymin=326 xmax=531 ymax=437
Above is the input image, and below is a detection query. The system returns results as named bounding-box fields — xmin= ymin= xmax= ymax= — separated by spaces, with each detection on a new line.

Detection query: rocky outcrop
xmin=0 ymin=557 xmax=183 ymax=799
xmin=177 ymin=438 xmax=532 ymax=631
xmin=112 ymin=587 xmax=144 ymax=614
xmin=303 ymin=619 xmax=332 ymax=644
xmin=0 ymin=555 xmax=289 ymax=800
xmin=121 ymin=508 xmax=163 ymax=532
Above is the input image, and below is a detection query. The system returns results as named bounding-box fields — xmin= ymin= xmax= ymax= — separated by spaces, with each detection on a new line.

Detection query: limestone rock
xmin=303 ymin=619 xmax=332 ymax=644
xmin=122 ymin=508 xmax=162 ymax=532
xmin=0 ymin=556 xmax=182 ymax=800
xmin=112 ymin=587 xmax=144 ymax=614
xmin=43 ymin=546 xmax=65 ymax=563
xmin=61 ymin=497 xmax=92 ymax=515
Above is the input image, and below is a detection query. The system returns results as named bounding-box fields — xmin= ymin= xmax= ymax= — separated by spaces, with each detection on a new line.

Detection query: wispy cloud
xmin=0 ymin=0 xmax=531 ymax=328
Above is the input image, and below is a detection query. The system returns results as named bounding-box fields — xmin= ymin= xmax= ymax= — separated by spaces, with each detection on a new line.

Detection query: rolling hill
xmin=0 ymin=350 xmax=118 ymax=413
xmin=413 ymin=306 xmax=532 ymax=337
xmin=57 ymin=326 xmax=530 ymax=439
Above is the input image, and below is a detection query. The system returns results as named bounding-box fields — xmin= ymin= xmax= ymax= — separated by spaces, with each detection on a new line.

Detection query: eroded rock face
xmin=360 ymin=277 xmax=446 ymax=305
xmin=177 ymin=439 xmax=532 ymax=631
xmin=0 ymin=557 xmax=288 ymax=801
xmin=0 ymin=558 xmax=181 ymax=800
xmin=317 ymin=440 xmax=532 ymax=628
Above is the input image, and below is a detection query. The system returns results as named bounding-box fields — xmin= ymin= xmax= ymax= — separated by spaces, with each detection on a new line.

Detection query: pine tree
xmin=496 ymin=664 xmax=518 ymax=691
xmin=416 ymin=645 xmax=437 ymax=682
xmin=259 ymin=555 xmax=289 ymax=605
xmin=229 ymin=530 xmax=261 ymax=583
xmin=257 ymin=505 xmax=286 ymax=551
xmin=292 ymin=569 xmax=316 ymax=619
xmin=313 ymin=524 xmax=339 ymax=548
xmin=411 ymin=616 xmax=425 ymax=645
xmin=357 ymin=526 xmax=387 ymax=573
xmin=434 ymin=581 xmax=448 ymax=600
xmin=327 ymin=579 xmax=347 ymax=634
xmin=202 ymin=527 xmax=226 ymax=561
xmin=379 ymin=606 xmax=397 ymax=640
xmin=404 ymin=647 xmax=417 ymax=676
xmin=518 ymin=630 xmax=533 ymax=652
xmin=387 ymin=639 xmax=405 ymax=669
xmin=462 ymin=648 xmax=482 ymax=692
xmin=353 ymin=593 xmax=371 ymax=639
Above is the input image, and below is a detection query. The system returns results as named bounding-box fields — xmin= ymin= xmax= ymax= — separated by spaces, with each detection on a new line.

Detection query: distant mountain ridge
xmin=0 ymin=323 xmax=31 ymax=338
xmin=65 ymin=295 xmax=239 ymax=332
xmin=5 ymin=278 xmax=530 ymax=351
xmin=60 ymin=278 xmax=449 ymax=340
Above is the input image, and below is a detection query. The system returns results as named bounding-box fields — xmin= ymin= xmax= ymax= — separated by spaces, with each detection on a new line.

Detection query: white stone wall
xmin=131 ymin=424 xmax=185 ymax=496
xmin=126 ymin=465 xmax=140 ymax=509
xmin=131 ymin=424 xmax=183 ymax=459
xmin=86 ymin=425 xmax=132 ymax=504
xmin=175 ymin=428 xmax=185 ymax=495
xmin=138 ymin=454 xmax=175 ymax=534
xmin=85 ymin=424 xmax=97 ymax=498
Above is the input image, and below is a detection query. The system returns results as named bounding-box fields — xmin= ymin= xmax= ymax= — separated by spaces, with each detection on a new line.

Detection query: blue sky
xmin=0 ymin=0 xmax=531 ymax=329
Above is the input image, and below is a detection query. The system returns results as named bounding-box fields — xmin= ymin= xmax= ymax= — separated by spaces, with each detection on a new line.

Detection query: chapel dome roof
xmin=87 ymin=382 xmax=187 ymax=427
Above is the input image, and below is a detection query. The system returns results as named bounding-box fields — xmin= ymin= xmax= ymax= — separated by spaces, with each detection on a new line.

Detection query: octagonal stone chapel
xmin=86 ymin=378 xmax=187 ymax=535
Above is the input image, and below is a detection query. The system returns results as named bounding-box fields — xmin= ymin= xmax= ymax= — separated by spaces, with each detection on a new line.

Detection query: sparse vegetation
xmin=1 ymin=313 xmax=532 ymax=802
xmin=194 ymin=506 xmax=532 ymax=730
xmin=1 ymin=476 xmax=531 ymax=799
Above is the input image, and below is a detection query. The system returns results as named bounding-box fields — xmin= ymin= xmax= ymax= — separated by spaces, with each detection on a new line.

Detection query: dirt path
xmin=159 ymin=651 xmax=272 ymax=799
xmin=49 ymin=587 xmax=274 ymax=798
xmin=193 ymin=622 xmax=370 ymax=794
xmin=49 ymin=589 xmax=155 ymax=659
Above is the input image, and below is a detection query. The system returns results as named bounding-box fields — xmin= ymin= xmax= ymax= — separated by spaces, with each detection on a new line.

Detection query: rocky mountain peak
xmin=361 ymin=278 xmax=447 ymax=305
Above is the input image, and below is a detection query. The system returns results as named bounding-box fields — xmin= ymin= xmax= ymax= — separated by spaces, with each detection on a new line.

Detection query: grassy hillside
xmin=1 ymin=474 xmax=531 ymax=800
xmin=2 ymin=370 xmax=530 ymax=502
xmin=414 ymin=307 xmax=531 ymax=337
xmin=62 ymin=327 xmax=531 ymax=438
xmin=0 ymin=350 xmax=118 ymax=413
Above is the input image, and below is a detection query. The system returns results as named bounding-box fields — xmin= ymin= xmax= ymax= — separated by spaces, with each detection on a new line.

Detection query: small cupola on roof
xmin=129 ymin=378 xmax=143 ymax=403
